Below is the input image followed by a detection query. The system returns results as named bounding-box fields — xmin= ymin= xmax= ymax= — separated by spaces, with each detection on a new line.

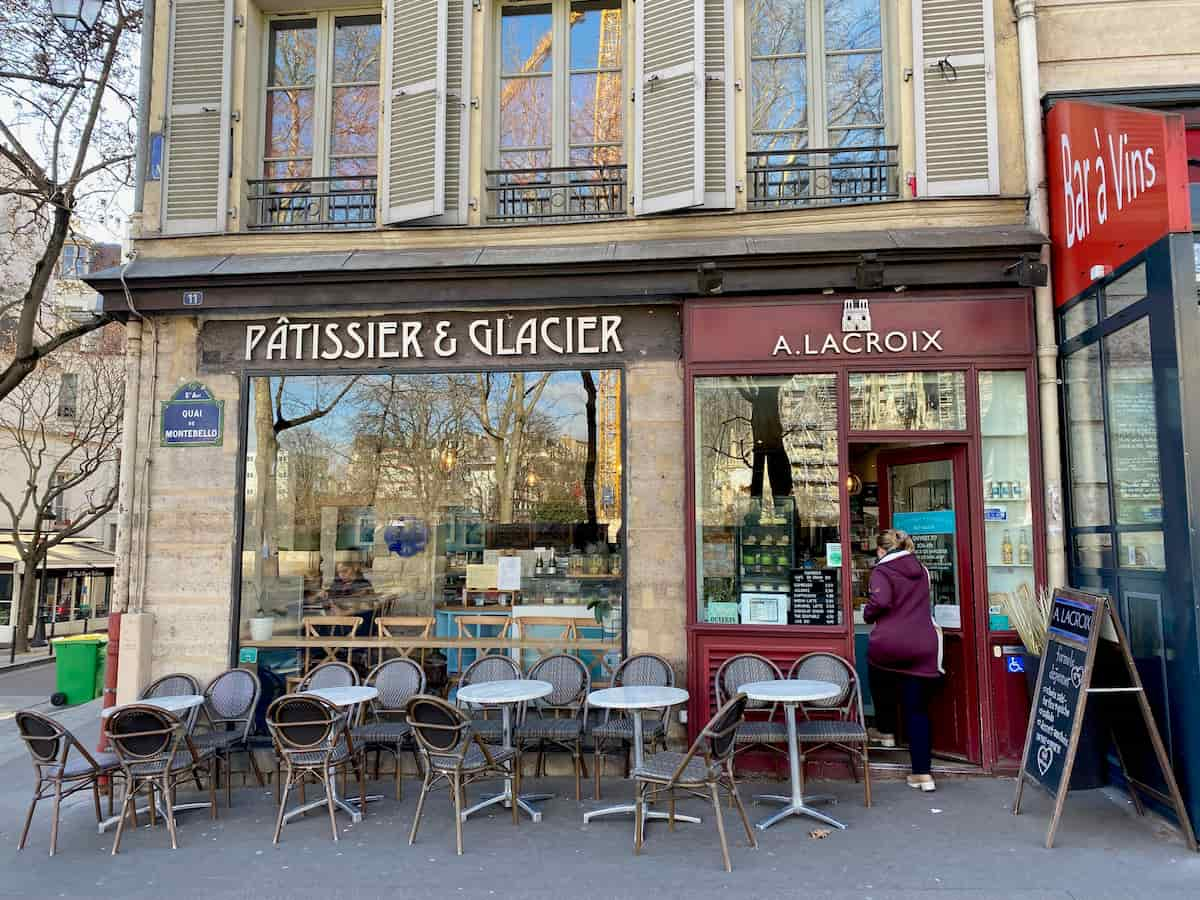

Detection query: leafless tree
xmin=0 ymin=0 xmax=140 ymax=401
xmin=473 ymin=371 xmax=551 ymax=523
xmin=0 ymin=344 xmax=123 ymax=652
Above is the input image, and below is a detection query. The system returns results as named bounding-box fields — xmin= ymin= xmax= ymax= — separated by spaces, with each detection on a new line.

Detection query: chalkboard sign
xmin=790 ymin=569 xmax=840 ymax=626
xmin=1013 ymin=588 xmax=1196 ymax=851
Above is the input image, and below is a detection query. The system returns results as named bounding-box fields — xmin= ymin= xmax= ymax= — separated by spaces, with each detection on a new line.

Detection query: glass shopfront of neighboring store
xmin=685 ymin=291 xmax=1044 ymax=773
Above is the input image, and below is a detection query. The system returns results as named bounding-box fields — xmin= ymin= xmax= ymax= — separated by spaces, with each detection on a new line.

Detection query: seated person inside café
xmin=322 ymin=561 xmax=378 ymax=638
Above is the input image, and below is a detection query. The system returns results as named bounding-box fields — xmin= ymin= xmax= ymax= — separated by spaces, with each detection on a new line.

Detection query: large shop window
xmin=239 ymin=370 xmax=625 ymax=677
xmin=694 ymin=374 xmax=841 ymax=626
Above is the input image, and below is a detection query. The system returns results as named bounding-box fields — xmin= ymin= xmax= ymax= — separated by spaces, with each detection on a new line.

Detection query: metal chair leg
xmin=862 ymin=743 xmax=872 ymax=808
xmin=710 ymin=782 xmax=732 ymax=873
xmin=452 ymin=772 xmax=464 ymax=856
xmin=633 ymin=780 xmax=644 ymax=855
xmin=209 ymin=761 xmax=219 ymax=819
xmin=92 ymin=781 xmax=103 ymax=823
xmin=409 ymin=768 xmax=431 ymax=845
xmin=164 ymin=779 xmax=180 ymax=850
xmin=273 ymin=769 xmax=293 ymax=844
xmin=18 ymin=784 xmax=39 ymax=851
xmin=593 ymin=744 xmax=603 ymax=800
xmin=729 ymin=779 xmax=757 ymax=848
xmin=111 ymin=784 xmax=135 ymax=855
xmin=49 ymin=780 xmax=63 ymax=857
xmin=324 ymin=769 xmax=339 ymax=842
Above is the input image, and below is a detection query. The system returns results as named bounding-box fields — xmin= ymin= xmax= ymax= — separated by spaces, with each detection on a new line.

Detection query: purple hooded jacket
xmin=864 ymin=550 xmax=942 ymax=678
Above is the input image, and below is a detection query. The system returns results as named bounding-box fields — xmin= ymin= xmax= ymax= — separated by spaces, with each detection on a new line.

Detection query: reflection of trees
xmin=473 ymin=372 xmax=552 ymax=522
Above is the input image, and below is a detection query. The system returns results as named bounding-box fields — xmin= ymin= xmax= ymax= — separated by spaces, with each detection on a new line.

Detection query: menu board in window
xmin=791 ymin=569 xmax=840 ymax=626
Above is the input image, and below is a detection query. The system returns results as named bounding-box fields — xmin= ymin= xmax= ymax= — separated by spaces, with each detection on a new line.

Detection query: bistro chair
xmin=406 ymin=694 xmax=519 ymax=856
xmin=374 ymin=615 xmax=435 ymax=667
xmin=789 ymin=652 xmax=871 ymax=807
xmin=457 ymin=654 xmax=521 ymax=744
xmin=352 ymin=657 xmax=426 ymax=800
xmin=515 ymin=654 xmax=590 ymax=800
xmin=632 ymin=693 xmax=756 ymax=873
xmin=715 ymin=653 xmax=788 ymax=800
xmin=192 ymin=668 xmax=264 ymax=806
xmin=266 ymin=693 xmax=366 ymax=844
xmin=15 ymin=710 xmax=123 ymax=856
xmin=140 ymin=672 xmax=202 ymax=732
xmin=106 ymin=705 xmax=217 ymax=854
xmin=302 ymin=615 xmax=363 ymax=673
xmin=591 ymin=652 xmax=675 ymax=800
xmin=298 ymin=660 xmax=359 ymax=692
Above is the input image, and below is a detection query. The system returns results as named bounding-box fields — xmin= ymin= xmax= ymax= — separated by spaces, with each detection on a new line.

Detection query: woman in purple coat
xmin=864 ymin=529 xmax=944 ymax=792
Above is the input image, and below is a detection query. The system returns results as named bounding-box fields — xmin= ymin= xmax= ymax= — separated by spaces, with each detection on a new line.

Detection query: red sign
xmin=1046 ymin=101 xmax=1191 ymax=306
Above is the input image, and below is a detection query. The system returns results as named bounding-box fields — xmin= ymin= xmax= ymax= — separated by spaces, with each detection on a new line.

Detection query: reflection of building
xmin=597 ymin=369 xmax=622 ymax=523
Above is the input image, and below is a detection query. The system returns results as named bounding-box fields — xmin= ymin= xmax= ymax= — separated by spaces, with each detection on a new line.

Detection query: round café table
xmin=290 ymin=684 xmax=380 ymax=824
xmin=457 ymin=679 xmax=554 ymax=823
xmin=98 ymin=694 xmax=208 ymax=833
xmin=740 ymin=679 xmax=846 ymax=831
xmin=582 ymin=685 xmax=699 ymax=831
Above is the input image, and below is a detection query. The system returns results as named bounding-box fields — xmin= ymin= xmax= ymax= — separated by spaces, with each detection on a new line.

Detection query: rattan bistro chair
xmin=352 ymin=657 xmax=426 ymax=800
xmin=632 ymin=694 xmax=756 ymax=873
xmin=591 ymin=653 xmax=675 ymax=800
xmin=406 ymin=694 xmax=519 ymax=856
xmin=457 ymin=654 xmax=521 ymax=744
xmin=140 ymin=673 xmax=202 ymax=731
xmin=789 ymin=652 xmax=871 ymax=807
xmin=15 ymin=710 xmax=123 ymax=856
xmin=515 ymin=654 xmax=590 ymax=800
xmin=106 ymin=705 xmax=217 ymax=854
xmin=192 ymin=668 xmax=264 ymax=806
xmin=266 ymin=693 xmax=366 ymax=844
xmin=298 ymin=660 xmax=359 ymax=692
xmin=715 ymin=653 xmax=788 ymax=759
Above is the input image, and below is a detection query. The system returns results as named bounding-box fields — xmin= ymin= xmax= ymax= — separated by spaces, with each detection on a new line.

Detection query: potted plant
xmin=246 ymin=584 xmax=275 ymax=641
xmin=587 ymin=595 xmax=618 ymax=639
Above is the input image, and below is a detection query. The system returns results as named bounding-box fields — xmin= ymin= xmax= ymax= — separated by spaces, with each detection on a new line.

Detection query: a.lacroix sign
xmin=1047 ymin=101 xmax=1191 ymax=306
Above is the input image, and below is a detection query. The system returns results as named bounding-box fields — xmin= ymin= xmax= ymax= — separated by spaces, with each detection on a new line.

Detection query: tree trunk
xmin=13 ymin=553 xmax=43 ymax=655
xmin=252 ymin=379 xmax=280 ymax=588
xmin=581 ymin=372 xmax=598 ymax=527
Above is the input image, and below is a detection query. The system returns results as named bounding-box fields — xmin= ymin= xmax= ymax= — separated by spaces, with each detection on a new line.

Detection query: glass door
xmin=878 ymin=445 xmax=980 ymax=763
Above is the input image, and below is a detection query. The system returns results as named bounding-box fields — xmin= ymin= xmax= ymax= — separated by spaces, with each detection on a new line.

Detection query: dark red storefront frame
xmin=682 ymin=291 xmax=1046 ymax=775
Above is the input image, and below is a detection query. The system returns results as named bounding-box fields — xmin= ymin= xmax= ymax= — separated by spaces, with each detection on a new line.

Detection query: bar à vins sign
xmin=1047 ymin=101 xmax=1191 ymax=305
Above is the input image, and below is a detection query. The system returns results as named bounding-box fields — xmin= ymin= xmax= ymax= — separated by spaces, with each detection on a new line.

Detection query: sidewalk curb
xmin=0 ymin=653 xmax=55 ymax=675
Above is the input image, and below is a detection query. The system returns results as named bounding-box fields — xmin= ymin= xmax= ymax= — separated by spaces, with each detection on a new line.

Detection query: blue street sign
xmin=160 ymin=382 xmax=224 ymax=447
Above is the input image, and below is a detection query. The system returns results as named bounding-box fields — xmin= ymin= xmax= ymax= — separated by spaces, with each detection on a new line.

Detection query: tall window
xmin=59 ymin=244 xmax=90 ymax=278
xmin=263 ymin=13 xmax=381 ymax=221
xmin=57 ymin=373 xmax=79 ymax=419
xmin=496 ymin=1 xmax=624 ymax=171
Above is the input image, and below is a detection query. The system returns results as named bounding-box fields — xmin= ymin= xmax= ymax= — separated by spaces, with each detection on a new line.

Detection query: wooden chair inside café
xmin=374 ymin=615 xmax=436 ymax=667
xmin=286 ymin=616 xmax=363 ymax=693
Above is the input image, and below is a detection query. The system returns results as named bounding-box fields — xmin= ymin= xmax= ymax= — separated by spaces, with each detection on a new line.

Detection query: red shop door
xmin=878 ymin=445 xmax=981 ymax=764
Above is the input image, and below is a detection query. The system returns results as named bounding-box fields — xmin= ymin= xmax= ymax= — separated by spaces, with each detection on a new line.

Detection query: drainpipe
xmin=1013 ymin=0 xmax=1067 ymax=588
xmin=132 ymin=0 xmax=156 ymax=216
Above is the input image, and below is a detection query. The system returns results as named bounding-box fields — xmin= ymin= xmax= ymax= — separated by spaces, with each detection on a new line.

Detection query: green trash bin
xmin=50 ymin=634 xmax=108 ymax=707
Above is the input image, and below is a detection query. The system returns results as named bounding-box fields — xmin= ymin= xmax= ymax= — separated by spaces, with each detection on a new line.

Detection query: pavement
xmin=0 ymin=646 xmax=56 ymax=674
xmin=1 ymin=694 xmax=1198 ymax=900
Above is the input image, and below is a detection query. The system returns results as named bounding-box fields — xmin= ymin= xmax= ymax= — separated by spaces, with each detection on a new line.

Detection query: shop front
xmin=684 ymin=291 xmax=1043 ymax=773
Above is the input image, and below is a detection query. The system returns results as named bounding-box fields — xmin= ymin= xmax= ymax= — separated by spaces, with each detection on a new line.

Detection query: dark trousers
xmin=869 ymin=666 xmax=937 ymax=776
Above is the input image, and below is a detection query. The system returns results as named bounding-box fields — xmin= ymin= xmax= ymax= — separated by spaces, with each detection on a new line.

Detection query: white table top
xmin=304 ymin=685 xmax=379 ymax=706
xmin=101 ymin=694 xmax=204 ymax=718
xmin=588 ymin=686 xmax=689 ymax=710
xmin=740 ymin=680 xmax=842 ymax=704
xmin=457 ymin=679 xmax=553 ymax=705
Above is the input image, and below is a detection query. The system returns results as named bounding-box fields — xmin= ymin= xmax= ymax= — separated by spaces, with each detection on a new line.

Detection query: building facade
xmin=90 ymin=0 xmax=1061 ymax=776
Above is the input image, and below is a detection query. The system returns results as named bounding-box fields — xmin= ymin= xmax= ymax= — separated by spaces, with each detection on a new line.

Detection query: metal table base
xmin=754 ymin=701 xmax=845 ymax=832
xmin=461 ymin=705 xmax=553 ymax=824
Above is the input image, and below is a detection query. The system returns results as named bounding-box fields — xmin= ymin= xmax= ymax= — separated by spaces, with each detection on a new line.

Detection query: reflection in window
xmin=240 ymin=371 xmax=624 ymax=679
xmin=1060 ymin=292 xmax=1098 ymax=342
xmin=848 ymin=371 xmax=966 ymax=431
xmin=1063 ymin=344 xmax=1110 ymax=526
xmin=59 ymin=244 xmax=90 ymax=278
xmin=1103 ymin=263 xmax=1146 ymax=318
xmin=1105 ymin=317 xmax=1162 ymax=525
xmin=694 ymin=375 xmax=840 ymax=626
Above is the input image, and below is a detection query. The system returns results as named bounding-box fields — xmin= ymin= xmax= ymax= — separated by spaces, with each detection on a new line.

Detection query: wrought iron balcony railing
xmin=747 ymin=145 xmax=899 ymax=210
xmin=247 ymin=175 xmax=377 ymax=230
xmin=485 ymin=163 xmax=627 ymax=224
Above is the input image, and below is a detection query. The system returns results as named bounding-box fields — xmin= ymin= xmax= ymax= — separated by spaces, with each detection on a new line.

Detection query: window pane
xmin=241 ymin=371 xmax=624 ymax=681
xmin=331 ymin=157 xmax=376 ymax=178
xmin=569 ymin=144 xmax=623 ymax=166
xmin=751 ymin=58 xmax=808 ymax=136
xmin=265 ymin=89 xmax=315 ymax=159
xmin=1063 ymin=344 xmax=1110 ymax=526
xmin=1105 ymin=317 xmax=1162 ymax=524
xmin=500 ymin=149 xmax=553 ymax=170
xmin=824 ymin=0 xmax=881 ymax=50
xmin=1104 ymin=263 xmax=1147 ymax=317
xmin=500 ymin=76 xmax=552 ymax=149
xmin=333 ymin=16 xmax=381 ymax=83
xmin=570 ymin=72 xmax=623 ymax=148
xmin=1073 ymin=533 xmax=1113 ymax=569
xmin=270 ymin=20 xmax=317 ymax=86
xmin=978 ymin=372 xmax=1034 ymax=630
xmin=694 ymin=375 xmax=841 ymax=626
xmin=501 ymin=5 xmax=553 ymax=75
xmin=750 ymin=0 xmax=806 ymax=57
xmin=331 ymin=86 xmax=379 ymax=155
xmin=1119 ymin=532 xmax=1165 ymax=570
xmin=569 ymin=0 xmax=622 ymax=70
xmin=848 ymin=372 xmax=966 ymax=430
xmin=825 ymin=52 xmax=883 ymax=130
xmin=1061 ymin=293 xmax=1098 ymax=341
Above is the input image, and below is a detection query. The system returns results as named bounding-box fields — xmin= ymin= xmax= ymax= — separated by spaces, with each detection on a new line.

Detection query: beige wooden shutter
xmin=382 ymin=0 xmax=448 ymax=223
xmin=702 ymin=0 xmax=734 ymax=208
xmin=427 ymin=0 xmax=471 ymax=225
xmin=634 ymin=0 xmax=705 ymax=215
xmin=162 ymin=0 xmax=232 ymax=234
xmin=912 ymin=0 xmax=998 ymax=196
